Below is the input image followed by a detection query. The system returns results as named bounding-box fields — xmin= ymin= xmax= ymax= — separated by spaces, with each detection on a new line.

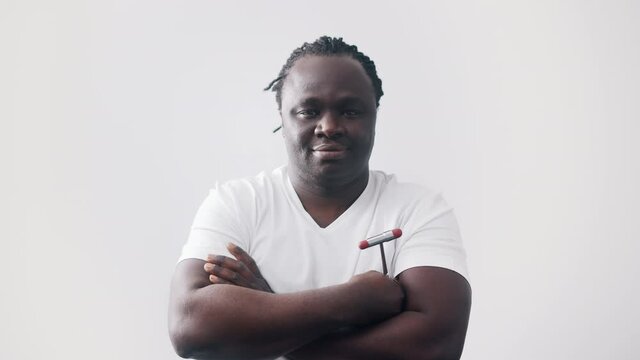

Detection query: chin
xmin=314 ymin=161 xmax=367 ymax=182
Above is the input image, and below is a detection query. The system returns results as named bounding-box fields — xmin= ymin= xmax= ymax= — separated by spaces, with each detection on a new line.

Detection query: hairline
xmin=279 ymin=54 xmax=377 ymax=108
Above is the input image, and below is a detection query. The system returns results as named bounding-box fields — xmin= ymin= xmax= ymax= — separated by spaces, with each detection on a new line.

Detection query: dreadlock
xmin=264 ymin=36 xmax=384 ymax=111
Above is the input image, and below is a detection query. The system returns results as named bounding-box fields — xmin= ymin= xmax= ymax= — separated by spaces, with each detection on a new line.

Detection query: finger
xmin=206 ymin=252 xmax=273 ymax=292
xmin=205 ymin=263 xmax=248 ymax=286
xmin=204 ymin=262 xmax=216 ymax=274
xmin=225 ymin=244 xmax=274 ymax=293
xmin=226 ymin=243 xmax=261 ymax=276
xmin=208 ymin=274 xmax=231 ymax=285
xmin=206 ymin=254 xmax=256 ymax=283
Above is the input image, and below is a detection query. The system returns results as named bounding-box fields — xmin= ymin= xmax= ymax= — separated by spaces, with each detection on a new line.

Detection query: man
xmin=169 ymin=36 xmax=471 ymax=359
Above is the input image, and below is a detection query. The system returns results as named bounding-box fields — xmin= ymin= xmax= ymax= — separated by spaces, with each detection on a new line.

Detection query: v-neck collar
xmin=282 ymin=166 xmax=374 ymax=233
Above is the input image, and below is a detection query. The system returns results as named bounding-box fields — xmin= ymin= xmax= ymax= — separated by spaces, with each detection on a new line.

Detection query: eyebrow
xmin=336 ymin=96 xmax=366 ymax=106
xmin=297 ymin=97 xmax=322 ymax=106
xmin=296 ymin=95 xmax=366 ymax=107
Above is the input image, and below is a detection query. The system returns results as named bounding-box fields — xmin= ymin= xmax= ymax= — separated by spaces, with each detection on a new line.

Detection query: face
xmin=280 ymin=55 xmax=378 ymax=186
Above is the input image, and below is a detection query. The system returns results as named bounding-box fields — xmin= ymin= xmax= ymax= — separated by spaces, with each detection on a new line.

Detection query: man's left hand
xmin=204 ymin=243 xmax=274 ymax=293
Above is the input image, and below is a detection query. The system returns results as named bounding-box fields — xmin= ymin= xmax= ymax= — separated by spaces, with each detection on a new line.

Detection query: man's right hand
xmin=344 ymin=271 xmax=405 ymax=326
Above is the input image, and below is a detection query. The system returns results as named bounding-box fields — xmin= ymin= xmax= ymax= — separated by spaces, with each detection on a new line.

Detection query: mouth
xmin=312 ymin=143 xmax=349 ymax=160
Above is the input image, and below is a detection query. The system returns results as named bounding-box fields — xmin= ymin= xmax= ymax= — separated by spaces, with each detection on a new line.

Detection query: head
xmin=265 ymin=36 xmax=384 ymax=111
xmin=265 ymin=36 xmax=384 ymax=188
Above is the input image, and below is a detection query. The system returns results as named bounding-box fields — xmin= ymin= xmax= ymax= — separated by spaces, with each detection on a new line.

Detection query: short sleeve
xmin=391 ymin=192 xmax=469 ymax=281
xmin=178 ymin=183 xmax=250 ymax=263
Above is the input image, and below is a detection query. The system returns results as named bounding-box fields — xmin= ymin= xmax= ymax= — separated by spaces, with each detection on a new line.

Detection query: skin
xmin=168 ymin=55 xmax=472 ymax=359
xmin=280 ymin=55 xmax=378 ymax=227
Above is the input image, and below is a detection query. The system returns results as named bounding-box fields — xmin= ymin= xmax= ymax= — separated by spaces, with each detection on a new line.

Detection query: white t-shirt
xmin=179 ymin=166 xmax=468 ymax=293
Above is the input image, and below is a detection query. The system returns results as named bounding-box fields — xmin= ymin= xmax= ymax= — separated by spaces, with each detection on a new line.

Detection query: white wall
xmin=2 ymin=1 xmax=639 ymax=359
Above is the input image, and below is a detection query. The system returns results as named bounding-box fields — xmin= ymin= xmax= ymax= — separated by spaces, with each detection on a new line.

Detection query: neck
xmin=288 ymin=167 xmax=369 ymax=227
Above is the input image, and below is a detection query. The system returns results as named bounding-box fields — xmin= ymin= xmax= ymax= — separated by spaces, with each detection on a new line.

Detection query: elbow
xmin=169 ymin=301 xmax=223 ymax=359
xmin=169 ymin=318 xmax=196 ymax=359
xmin=416 ymin=347 xmax=462 ymax=360
xmin=419 ymin=336 xmax=466 ymax=360
xmin=170 ymin=318 xmax=224 ymax=359
xmin=169 ymin=294 xmax=194 ymax=358
xmin=171 ymin=338 xmax=192 ymax=359
xmin=433 ymin=348 xmax=464 ymax=360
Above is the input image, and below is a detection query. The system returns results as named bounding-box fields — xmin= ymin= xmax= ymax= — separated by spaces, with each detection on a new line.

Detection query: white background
xmin=2 ymin=1 xmax=639 ymax=359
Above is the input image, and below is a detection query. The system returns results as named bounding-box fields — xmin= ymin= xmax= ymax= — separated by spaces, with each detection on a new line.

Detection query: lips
xmin=313 ymin=143 xmax=347 ymax=151
xmin=312 ymin=143 xmax=349 ymax=160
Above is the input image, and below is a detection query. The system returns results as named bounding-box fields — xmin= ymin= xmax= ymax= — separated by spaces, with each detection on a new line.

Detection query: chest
xmin=247 ymin=208 xmax=400 ymax=293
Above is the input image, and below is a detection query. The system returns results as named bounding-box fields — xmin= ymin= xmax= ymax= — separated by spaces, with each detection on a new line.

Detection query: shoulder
xmin=372 ymin=172 xmax=468 ymax=280
xmin=371 ymin=170 xmax=439 ymax=196
xmin=195 ymin=167 xmax=287 ymax=228
xmin=210 ymin=166 xmax=287 ymax=205
xmin=193 ymin=167 xmax=286 ymax=241
xmin=370 ymin=170 xmax=448 ymax=215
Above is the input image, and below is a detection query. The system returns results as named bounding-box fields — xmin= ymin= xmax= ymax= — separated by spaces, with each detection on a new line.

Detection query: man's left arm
xmin=285 ymin=266 xmax=471 ymax=360
xmin=208 ymin=245 xmax=471 ymax=360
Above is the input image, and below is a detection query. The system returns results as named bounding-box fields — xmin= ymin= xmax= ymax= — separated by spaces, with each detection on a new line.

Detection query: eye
xmin=297 ymin=109 xmax=319 ymax=119
xmin=343 ymin=109 xmax=362 ymax=118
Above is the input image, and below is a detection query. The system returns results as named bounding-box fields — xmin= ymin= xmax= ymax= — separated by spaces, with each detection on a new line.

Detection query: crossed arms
xmin=168 ymin=243 xmax=471 ymax=360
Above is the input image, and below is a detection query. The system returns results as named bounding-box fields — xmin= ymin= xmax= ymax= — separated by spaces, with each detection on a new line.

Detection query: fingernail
xmin=227 ymin=242 xmax=236 ymax=249
xmin=204 ymin=263 xmax=213 ymax=271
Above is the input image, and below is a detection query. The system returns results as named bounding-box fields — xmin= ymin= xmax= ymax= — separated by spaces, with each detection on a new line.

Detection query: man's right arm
xmin=168 ymin=259 xmax=403 ymax=360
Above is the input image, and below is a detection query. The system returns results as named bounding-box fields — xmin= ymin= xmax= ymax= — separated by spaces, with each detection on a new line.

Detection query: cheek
xmin=285 ymin=122 xmax=314 ymax=145
xmin=283 ymin=128 xmax=309 ymax=154
xmin=350 ymin=122 xmax=376 ymax=142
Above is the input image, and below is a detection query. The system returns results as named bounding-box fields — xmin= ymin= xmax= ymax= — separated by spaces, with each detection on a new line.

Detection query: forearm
xmin=289 ymin=308 xmax=470 ymax=360
xmin=170 ymin=259 xmax=404 ymax=360
xmin=287 ymin=267 xmax=472 ymax=360
xmin=172 ymin=283 xmax=355 ymax=359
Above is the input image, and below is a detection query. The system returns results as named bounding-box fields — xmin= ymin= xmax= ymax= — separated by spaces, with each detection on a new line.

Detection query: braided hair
xmin=265 ymin=36 xmax=384 ymax=112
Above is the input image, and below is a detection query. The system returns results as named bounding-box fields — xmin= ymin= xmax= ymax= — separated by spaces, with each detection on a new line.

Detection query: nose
xmin=314 ymin=111 xmax=343 ymax=139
